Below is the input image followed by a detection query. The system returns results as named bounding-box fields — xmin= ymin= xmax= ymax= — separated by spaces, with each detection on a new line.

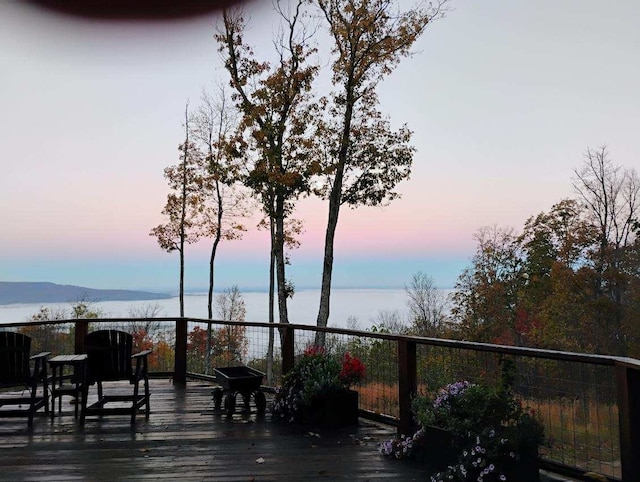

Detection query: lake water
xmin=0 ymin=288 xmax=410 ymax=330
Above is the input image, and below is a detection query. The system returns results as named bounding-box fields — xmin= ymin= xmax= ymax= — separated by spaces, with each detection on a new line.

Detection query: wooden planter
xmin=414 ymin=425 xmax=460 ymax=471
xmin=500 ymin=448 xmax=540 ymax=482
xmin=416 ymin=426 xmax=540 ymax=482
xmin=304 ymin=389 xmax=359 ymax=429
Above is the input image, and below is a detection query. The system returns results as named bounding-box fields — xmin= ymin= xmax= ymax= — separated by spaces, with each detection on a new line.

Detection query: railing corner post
xmin=75 ymin=319 xmax=88 ymax=355
xmin=616 ymin=361 xmax=640 ymax=482
xmin=398 ymin=338 xmax=417 ymax=436
xmin=174 ymin=318 xmax=187 ymax=386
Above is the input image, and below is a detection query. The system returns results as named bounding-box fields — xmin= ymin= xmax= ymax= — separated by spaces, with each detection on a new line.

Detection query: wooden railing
xmin=4 ymin=317 xmax=639 ymax=481
xmin=264 ymin=322 xmax=639 ymax=482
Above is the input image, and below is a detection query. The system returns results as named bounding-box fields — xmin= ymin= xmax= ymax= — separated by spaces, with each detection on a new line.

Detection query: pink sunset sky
xmin=1 ymin=1 xmax=639 ymax=292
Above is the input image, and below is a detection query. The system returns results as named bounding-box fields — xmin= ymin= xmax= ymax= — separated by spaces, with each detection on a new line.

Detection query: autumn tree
xmin=216 ymin=2 xmax=320 ymax=327
xmin=214 ymin=285 xmax=248 ymax=366
xmin=517 ymin=200 xmax=597 ymax=351
xmin=128 ymin=303 xmax=168 ymax=369
xmin=314 ymin=0 xmax=448 ymax=331
xmin=451 ymin=226 xmax=526 ymax=345
xmin=187 ymin=326 xmax=209 ymax=373
xmin=20 ymin=300 xmax=103 ymax=354
xmin=68 ymin=298 xmax=104 ymax=320
xmin=150 ymin=104 xmax=203 ymax=316
xmin=195 ymin=285 xmax=248 ymax=373
xmin=449 ymin=149 xmax=640 ymax=356
xmin=626 ymin=239 xmax=640 ymax=355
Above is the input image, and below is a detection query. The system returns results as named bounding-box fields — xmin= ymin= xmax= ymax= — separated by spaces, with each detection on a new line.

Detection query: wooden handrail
xmin=5 ymin=316 xmax=639 ymax=481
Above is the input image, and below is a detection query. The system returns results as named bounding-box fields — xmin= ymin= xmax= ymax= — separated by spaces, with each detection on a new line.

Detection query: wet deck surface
xmin=0 ymin=379 xmax=575 ymax=481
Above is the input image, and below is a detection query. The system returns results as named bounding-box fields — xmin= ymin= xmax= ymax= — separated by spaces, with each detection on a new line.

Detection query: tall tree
xmin=191 ymin=87 xmax=251 ymax=374
xmin=191 ymin=87 xmax=251 ymax=319
xmin=572 ymin=146 xmax=640 ymax=354
xmin=405 ymin=271 xmax=448 ymax=336
xmin=213 ymin=285 xmax=248 ymax=369
xmin=150 ymin=104 xmax=203 ymax=316
xmin=573 ymin=146 xmax=640 ymax=264
xmin=215 ymin=284 xmax=247 ymax=322
xmin=314 ymin=0 xmax=447 ymax=330
xmin=216 ymin=2 xmax=319 ymax=327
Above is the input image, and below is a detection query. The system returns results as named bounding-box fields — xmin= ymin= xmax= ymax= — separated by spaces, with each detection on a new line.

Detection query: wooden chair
xmin=0 ymin=332 xmax=50 ymax=427
xmin=82 ymin=330 xmax=151 ymax=425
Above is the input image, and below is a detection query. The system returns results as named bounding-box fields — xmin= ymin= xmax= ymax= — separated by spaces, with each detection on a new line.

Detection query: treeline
xmin=19 ymin=287 xmax=250 ymax=376
xmin=399 ymin=147 xmax=640 ymax=357
xmin=149 ymin=0 xmax=449 ymax=333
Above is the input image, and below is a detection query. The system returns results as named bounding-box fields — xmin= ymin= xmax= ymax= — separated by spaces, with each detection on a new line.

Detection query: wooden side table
xmin=49 ymin=354 xmax=88 ymax=419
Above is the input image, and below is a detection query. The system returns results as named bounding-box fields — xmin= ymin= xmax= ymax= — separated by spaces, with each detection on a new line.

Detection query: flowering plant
xmin=272 ymin=345 xmax=365 ymax=423
xmin=379 ymin=428 xmax=426 ymax=460
xmin=429 ymin=428 xmax=518 ymax=482
xmin=339 ymin=352 xmax=366 ymax=386
xmin=380 ymin=360 xmax=544 ymax=481
xmin=412 ymin=381 xmax=521 ymax=437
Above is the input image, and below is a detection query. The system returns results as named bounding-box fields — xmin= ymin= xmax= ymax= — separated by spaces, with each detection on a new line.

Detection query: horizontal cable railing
xmin=2 ymin=317 xmax=638 ymax=481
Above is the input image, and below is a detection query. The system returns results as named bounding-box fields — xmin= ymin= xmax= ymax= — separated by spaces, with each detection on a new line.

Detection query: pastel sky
xmin=1 ymin=0 xmax=639 ymax=293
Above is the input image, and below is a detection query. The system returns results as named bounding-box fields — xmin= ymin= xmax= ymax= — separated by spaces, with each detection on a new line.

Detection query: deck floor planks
xmin=0 ymin=379 xmax=572 ymax=481
xmin=0 ymin=380 xmax=434 ymax=481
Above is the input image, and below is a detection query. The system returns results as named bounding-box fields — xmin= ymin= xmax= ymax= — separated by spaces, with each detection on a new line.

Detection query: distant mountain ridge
xmin=0 ymin=281 xmax=171 ymax=305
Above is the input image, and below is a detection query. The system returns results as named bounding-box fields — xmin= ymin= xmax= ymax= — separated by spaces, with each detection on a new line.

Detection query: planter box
xmin=304 ymin=389 xmax=359 ymax=429
xmin=416 ymin=426 xmax=540 ymax=482
xmin=501 ymin=448 xmax=539 ymax=482
xmin=414 ymin=425 xmax=460 ymax=471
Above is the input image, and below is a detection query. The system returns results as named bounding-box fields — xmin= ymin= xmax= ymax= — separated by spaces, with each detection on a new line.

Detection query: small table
xmin=49 ymin=354 xmax=88 ymax=419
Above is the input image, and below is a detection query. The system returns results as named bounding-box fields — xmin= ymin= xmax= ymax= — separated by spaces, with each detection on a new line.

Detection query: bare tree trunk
xmin=207 ymin=223 xmax=221 ymax=319
xmin=316 ymin=90 xmax=354 ymax=334
xmin=267 ymin=211 xmax=276 ymax=384
xmin=274 ymin=196 xmax=289 ymax=328
xmin=317 ymin=170 xmax=343 ymax=324
xmin=205 ymin=187 xmax=223 ymax=374
xmin=179 ymin=104 xmax=190 ymax=318
xmin=315 ymin=0 xmax=439 ymax=336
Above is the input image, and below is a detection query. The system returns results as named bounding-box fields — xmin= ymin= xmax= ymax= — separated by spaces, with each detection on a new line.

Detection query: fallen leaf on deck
xmin=256 ymin=457 xmax=265 ymax=464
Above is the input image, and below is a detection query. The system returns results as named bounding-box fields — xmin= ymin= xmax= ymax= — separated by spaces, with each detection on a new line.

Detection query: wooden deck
xmin=0 ymin=379 xmax=572 ymax=481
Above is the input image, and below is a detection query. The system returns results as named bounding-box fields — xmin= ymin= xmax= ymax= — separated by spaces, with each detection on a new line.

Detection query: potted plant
xmin=271 ymin=345 xmax=365 ymax=428
xmin=380 ymin=360 xmax=544 ymax=482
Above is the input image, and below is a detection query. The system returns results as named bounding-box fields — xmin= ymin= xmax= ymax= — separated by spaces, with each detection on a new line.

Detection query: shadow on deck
xmin=0 ymin=379 xmax=575 ymax=481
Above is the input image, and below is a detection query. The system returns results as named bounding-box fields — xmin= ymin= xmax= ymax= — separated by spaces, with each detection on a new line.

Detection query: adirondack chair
xmin=0 ymin=332 xmax=50 ymax=427
xmin=82 ymin=330 xmax=151 ymax=425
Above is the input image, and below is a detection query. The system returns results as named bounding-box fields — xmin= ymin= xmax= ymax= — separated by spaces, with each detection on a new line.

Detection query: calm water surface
xmin=0 ymin=288 xmax=410 ymax=330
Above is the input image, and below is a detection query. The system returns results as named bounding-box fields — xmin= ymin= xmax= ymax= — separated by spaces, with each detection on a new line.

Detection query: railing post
xmin=616 ymin=361 xmax=640 ymax=482
xmin=398 ymin=338 xmax=417 ymax=436
xmin=74 ymin=319 xmax=88 ymax=355
xmin=174 ymin=318 xmax=187 ymax=386
xmin=281 ymin=325 xmax=295 ymax=375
